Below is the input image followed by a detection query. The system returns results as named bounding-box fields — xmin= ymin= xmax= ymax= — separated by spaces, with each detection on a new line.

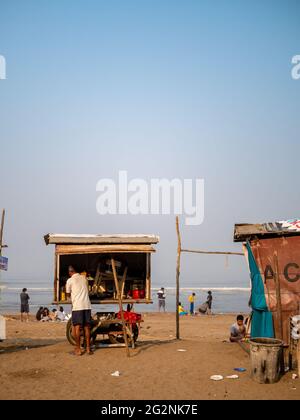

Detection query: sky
xmin=0 ymin=0 xmax=299 ymax=288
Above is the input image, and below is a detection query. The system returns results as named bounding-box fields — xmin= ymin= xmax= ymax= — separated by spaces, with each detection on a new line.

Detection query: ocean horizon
xmin=0 ymin=280 xmax=251 ymax=314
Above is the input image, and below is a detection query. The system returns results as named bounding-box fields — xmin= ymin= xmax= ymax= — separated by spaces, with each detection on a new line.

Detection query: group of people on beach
xmin=35 ymin=306 xmax=69 ymax=322
xmin=20 ymin=288 xmax=69 ymax=323
xmin=156 ymin=287 xmax=213 ymax=316
xmin=156 ymin=286 xmax=248 ymax=342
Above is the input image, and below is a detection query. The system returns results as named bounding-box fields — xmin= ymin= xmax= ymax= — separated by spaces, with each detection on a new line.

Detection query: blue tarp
xmin=246 ymin=242 xmax=274 ymax=338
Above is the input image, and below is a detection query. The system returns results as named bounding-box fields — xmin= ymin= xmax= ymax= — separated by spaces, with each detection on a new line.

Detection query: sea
xmin=0 ymin=281 xmax=251 ymax=315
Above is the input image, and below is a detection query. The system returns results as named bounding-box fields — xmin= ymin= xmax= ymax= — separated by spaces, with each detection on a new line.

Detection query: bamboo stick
xmin=181 ymin=248 xmax=243 ymax=256
xmin=111 ymin=258 xmax=130 ymax=357
xmin=176 ymin=216 xmax=182 ymax=340
xmin=274 ymin=252 xmax=283 ymax=341
xmin=0 ymin=209 xmax=5 ymax=255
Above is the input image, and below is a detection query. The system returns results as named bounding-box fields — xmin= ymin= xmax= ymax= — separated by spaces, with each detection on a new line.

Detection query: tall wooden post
xmin=0 ymin=209 xmax=5 ymax=256
xmin=176 ymin=216 xmax=182 ymax=340
xmin=111 ymin=258 xmax=130 ymax=357
xmin=274 ymin=252 xmax=283 ymax=340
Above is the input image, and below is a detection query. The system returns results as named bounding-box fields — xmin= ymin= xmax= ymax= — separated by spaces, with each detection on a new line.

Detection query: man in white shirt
xmin=66 ymin=265 xmax=93 ymax=356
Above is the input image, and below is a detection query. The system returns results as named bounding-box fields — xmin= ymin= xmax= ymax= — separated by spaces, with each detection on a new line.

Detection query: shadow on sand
xmin=0 ymin=338 xmax=65 ymax=355
xmin=130 ymin=338 xmax=178 ymax=357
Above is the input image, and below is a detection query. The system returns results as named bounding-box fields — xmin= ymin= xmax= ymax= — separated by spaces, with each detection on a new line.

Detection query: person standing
xmin=157 ymin=287 xmax=166 ymax=312
xmin=66 ymin=265 xmax=93 ymax=356
xmin=20 ymin=288 xmax=30 ymax=322
xmin=206 ymin=291 xmax=213 ymax=315
xmin=188 ymin=292 xmax=196 ymax=315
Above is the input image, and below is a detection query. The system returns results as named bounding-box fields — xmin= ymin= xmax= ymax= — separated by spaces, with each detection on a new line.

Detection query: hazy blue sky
xmin=0 ymin=0 xmax=299 ymax=288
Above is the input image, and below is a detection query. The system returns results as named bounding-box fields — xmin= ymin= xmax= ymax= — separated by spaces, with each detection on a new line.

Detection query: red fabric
xmin=117 ymin=311 xmax=142 ymax=324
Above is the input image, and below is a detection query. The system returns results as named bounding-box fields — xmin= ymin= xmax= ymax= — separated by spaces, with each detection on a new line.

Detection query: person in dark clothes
xmin=20 ymin=288 xmax=30 ymax=322
xmin=206 ymin=291 xmax=213 ymax=315
xmin=36 ymin=306 xmax=44 ymax=321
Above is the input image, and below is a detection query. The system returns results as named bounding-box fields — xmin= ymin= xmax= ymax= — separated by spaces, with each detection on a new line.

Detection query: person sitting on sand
xmin=36 ymin=306 xmax=44 ymax=321
xmin=197 ymin=302 xmax=208 ymax=314
xmin=178 ymin=302 xmax=188 ymax=316
xmin=40 ymin=307 xmax=50 ymax=322
xmin=230 ymin=314 xmax=246 ymax=342
xmin=56 ymin=306 xmax=66 ymax=321
xmin=49 ymin=308 xmax=58 ymax=321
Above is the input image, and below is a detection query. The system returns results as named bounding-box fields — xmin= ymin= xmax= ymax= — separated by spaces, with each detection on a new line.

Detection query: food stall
xmin=44 ymin=233 xmax=159 ymax=351
xmin=44 ymin=233 xmax=159 ymax=305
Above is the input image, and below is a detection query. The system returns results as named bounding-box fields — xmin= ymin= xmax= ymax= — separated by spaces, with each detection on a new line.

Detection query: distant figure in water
xmin=230 ymin=315 xmax=246 ymax=342
xmin=206 ymin=291 xmax=213 ymax=315
xmin=178 ymin=302 xmax=188 ymax=316
xmin=20 ymin=288 xmax=30 ymax=322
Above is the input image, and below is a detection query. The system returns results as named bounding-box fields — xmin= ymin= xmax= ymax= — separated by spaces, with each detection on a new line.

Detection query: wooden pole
xmin=0 ymin=209 xmax=5 ymax=256
xmin=176 ymin=216 xmax=182 ymax=340
xmin=274 ymin=252 xmax=283 ymax=341
xmin=181 ymin=248 xmax=243 ymax=256
xmin=111 ymin=258 xmax=130 ymax=357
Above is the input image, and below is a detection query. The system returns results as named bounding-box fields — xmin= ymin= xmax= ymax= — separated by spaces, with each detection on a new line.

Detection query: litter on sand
xmin=226 ymin=375 xmax=239 ymax=379
xmin=177 ymin=349 xmax=187 ymax=352
xmin=210 ymin=375 xmax=223 ymax=381
xmin=292 ymin=374 xmax=298 ymax=380
xmin=234 ymin=368 xmax=246 ymax=372
xmin=111 ymin=371 xmax=121 ymax=377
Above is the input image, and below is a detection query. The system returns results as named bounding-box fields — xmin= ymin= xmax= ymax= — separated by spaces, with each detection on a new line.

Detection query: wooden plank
xmin=53 ymin=298 xmax=153 ymax=305
xmin=146 ymin=253 xmax=151 ymax=300
xmin=56 ymin=254 xmax=60 ymax=303
xmin=55 ymin=244 xmax=155 ymax=254
xmin=117 ymin=266 xmax=128 ymax=298
xmin=45 ymin=233 xmax=159 ymax=245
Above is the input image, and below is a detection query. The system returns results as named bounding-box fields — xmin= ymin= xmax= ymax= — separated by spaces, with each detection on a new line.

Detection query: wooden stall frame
xmin=53 ymin=245 xmax=154 ymax=305
xmin=175 ymin=216 xmax=244 ymax=340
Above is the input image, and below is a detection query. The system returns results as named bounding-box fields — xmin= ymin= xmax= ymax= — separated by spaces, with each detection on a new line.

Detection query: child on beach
xmin=178 ymin=302 xmax=188 ymax=316
xmin=230 ymin=314 xmax=246 ymax=342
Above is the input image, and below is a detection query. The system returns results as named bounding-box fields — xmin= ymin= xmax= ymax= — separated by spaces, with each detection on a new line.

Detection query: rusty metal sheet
xmin=250 ymin=236 xmax=300 ymax=343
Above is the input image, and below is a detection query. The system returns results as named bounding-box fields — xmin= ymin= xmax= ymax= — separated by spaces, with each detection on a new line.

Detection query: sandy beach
xmin=0 ymin=312 xmax=299 ymax=400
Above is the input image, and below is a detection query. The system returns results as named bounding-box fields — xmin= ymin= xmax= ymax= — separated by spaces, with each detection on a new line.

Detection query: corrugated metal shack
xmin=44 ymin=233 xmax=159 ymax=305
xmin=234 ymin=220 xmax=300 ymax=344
